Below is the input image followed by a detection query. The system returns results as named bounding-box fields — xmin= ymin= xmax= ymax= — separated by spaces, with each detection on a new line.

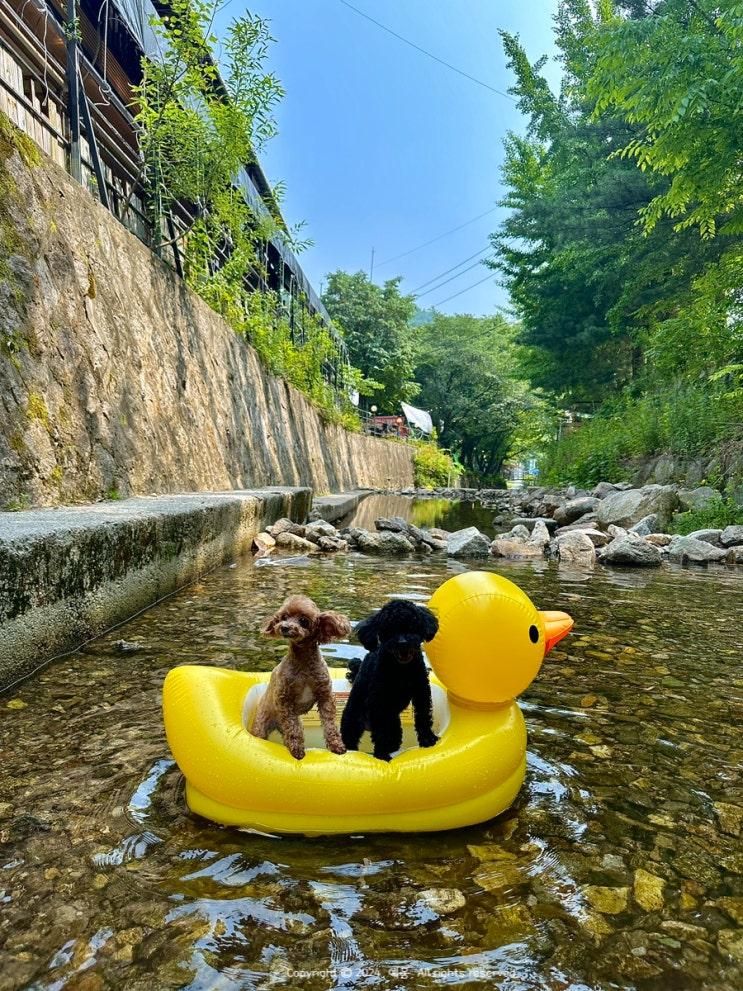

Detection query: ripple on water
xmin=0 ymin=544 xmax=742 ymax=990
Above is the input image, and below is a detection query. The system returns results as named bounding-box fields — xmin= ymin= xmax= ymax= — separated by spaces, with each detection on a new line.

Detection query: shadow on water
xmin=1 ymin=535 xmax=742 ymax=990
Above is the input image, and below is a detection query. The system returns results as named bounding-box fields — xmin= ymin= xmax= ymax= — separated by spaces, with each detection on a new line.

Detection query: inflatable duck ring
xmin=163 ymin=572 xmax=573 ymax=834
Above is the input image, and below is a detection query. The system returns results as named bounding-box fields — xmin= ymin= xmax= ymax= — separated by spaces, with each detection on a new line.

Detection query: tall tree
xmin=414 ymin=313 xmax=539 ymax=477
xmin=321 ymin=272 xmax=418 ymax=411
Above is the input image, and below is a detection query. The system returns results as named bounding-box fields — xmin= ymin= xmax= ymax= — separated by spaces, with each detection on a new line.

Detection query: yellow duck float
xmin=163 ymin=572 xmax=573 ymax=834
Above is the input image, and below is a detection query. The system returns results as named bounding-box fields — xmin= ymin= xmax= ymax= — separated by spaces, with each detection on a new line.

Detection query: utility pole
xmin=369 ymin=246 xmax=375 ymax=282
xmin=66 ymin=0 xmax=82 ymax=183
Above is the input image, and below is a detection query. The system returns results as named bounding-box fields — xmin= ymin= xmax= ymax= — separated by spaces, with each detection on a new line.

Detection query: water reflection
xmin=0 ymin=548 xmax=741 ymax=990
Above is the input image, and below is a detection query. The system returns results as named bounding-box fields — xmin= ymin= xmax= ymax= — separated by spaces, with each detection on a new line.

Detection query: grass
xmin=672 ymin=501 xmax=743 ymax=535
xmin=541 ymin=381 xmax=743 ymax=487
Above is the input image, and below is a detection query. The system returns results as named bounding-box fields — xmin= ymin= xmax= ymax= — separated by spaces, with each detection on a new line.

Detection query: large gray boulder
xmin=447 ymin=527 xmax=491 ymax=558
xmin=596 ymin=485 xmax=679 ymax=530
xmin=600 ymin=532 xmax=662 ymax=567
xmin=630 ymin=514 xmax=659 ymax=537
xmin=593 ymin=481 xmax=618 ymax=499
xmin=270 ymin=518 xmax=306 ymax=538
xmin=553 ymin=496 xmax=600 ymax=526
xmin=375 ymin=516 xmax=410 ymax=534
xmin=357 ymin=530 xmax=415 ymax=555
xmin=687 ymin=528 xmax=723 ymax=546
xmin=666 ymin=535 xmax=729 ymax=564
xmin=720 ymin=525 xmax=743 ymax=548
xmin=555 ymin=530 xmax=596 ymax=568
xmin=677 ymin=486 xmax=723 ymax=513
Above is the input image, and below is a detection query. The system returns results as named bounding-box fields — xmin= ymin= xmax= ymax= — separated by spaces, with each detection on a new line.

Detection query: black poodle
xmin=340 ymin=599 xmax=440 ymax=761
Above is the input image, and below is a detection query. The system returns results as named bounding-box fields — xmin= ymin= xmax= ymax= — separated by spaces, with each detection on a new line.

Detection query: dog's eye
xmin=528 ymin=625 xmax=539 ymax=644
xmin=299 ymin=617 xmax=310 ymax=628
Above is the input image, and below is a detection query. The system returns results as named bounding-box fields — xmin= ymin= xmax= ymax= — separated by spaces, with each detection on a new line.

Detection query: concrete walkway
xmin=311 ymin=489 xmax=372 ymax=523
xmin=0 ymin=487 xmax=310 ymax=690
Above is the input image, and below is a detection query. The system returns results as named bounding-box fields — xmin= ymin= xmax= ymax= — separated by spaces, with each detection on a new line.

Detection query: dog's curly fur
xmin=251 ymin=595 xmax=350 ymax=760
xmin=340 ymin=599 xmax=440 ymax=761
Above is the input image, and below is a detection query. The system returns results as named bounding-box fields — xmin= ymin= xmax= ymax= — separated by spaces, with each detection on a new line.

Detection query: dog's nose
xmin=279 ymin=622 xmax=292 ymax=635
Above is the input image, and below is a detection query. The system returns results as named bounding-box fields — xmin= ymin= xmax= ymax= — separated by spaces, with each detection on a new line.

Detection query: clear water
xmin=341 ymin=494 xmax=497 ymax=535
xmin=1 ymin=538 xmax=742 ymax=990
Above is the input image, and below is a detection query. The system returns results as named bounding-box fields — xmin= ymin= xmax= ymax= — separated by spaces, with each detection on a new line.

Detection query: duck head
xmin=426 ymin=572 xmax=574 ymax=706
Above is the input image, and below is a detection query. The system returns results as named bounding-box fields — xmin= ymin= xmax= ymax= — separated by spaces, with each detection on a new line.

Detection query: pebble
xmin=584 ymin=885 xmax=629 ymax=914
xmin=417 ymin=888 xmax=465 ymax=915
xmin=713 ymin=801 xmax=742 ymax=837
xmin=718 ymin=929 xmax=743 ymax=962
xmin=633 ymin=868 xmax=665 ymax=911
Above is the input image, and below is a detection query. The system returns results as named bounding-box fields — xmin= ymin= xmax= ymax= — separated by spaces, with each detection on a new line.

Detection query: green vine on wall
xmin=132 ymin=0 xmax=363 ymax=426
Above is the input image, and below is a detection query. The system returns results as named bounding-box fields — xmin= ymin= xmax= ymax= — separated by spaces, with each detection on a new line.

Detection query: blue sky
xmin=215 ymin=1 xmax=560 ymax=316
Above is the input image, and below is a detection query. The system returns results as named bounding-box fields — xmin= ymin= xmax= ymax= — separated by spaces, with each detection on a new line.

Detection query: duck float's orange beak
xmin=540 ymin=611 xmax=574 ymax=654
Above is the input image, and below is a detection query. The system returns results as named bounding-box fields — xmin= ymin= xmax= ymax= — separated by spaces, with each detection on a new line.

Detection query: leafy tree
xmin=590 ymin=0 xmax=743 ymax=237
xmin=414 ymin=313 xmax=542 ymax=477
xmin=321 ymin=271 xmax=418 ymax=411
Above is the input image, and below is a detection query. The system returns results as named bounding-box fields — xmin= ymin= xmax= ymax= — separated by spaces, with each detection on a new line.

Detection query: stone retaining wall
xmin=0 ymin=487 xmax=310 ymax=689
xmin=0 ymin=117 xmax=413 ymax=509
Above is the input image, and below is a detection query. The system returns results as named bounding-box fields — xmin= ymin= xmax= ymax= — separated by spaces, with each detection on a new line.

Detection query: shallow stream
xmin=1 ymin=505 xmax=742 ymax=990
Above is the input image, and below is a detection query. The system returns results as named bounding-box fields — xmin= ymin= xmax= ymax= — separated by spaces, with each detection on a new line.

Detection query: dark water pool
xmin=340 ymin=494 xmax=497 ymax=535
xmin=1 ymin=547 xmax=742 ymax=990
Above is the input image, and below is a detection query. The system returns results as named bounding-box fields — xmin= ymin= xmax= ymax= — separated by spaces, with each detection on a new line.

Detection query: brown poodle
xmin=251 ymin=595 xmax=350 ymax=760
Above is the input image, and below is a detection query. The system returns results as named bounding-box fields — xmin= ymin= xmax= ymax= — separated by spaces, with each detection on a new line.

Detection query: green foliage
xmin=494 ymin=0 xmax=743 ymax=483
xmin=322 ymin=271 xmax=418 ymax=411
xmin=414 ymin=313 xmax=550 ymax=477
xmin=673 ymin=501 xmax=743 ymax=535
xmin=589 ymin=0 xmax=743 ymax=237
xmin=131 ymin=0 xmax=359 ymax=424
xmin=542 ymin=381 xmax=743 ymax=486
xmin=412 ymin=440 xmax=461 ymax=489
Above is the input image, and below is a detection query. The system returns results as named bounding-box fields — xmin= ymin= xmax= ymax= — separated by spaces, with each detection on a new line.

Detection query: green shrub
xmin=541 ymin=381 xmax=743 ymax=486
xmin=672 ymin=501 xmax=743 ymax=535
xmin=412 ymin=441 xmax=461 ymax=489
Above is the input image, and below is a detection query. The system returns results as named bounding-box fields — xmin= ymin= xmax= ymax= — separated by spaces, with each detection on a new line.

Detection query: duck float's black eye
xmin=528 ymin=624 xmax=539 ymax=644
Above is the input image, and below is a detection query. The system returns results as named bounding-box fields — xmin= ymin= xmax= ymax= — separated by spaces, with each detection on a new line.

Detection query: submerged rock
xmin=633 ymin=869 xmax=665 ymax=912
xmin=417 ymin=888 xmax=466 ymax=915
xmin=584 ymin=885 xmax=629 ymax=915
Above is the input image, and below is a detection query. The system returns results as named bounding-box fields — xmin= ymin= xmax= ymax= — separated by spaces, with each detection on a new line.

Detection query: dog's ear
xmin=261 ymin=611 xmax=281 ymax=637
xmin=416 ymin=605 xmax=439 ymax=642
xmin=355 ymin=611 xmax=380 ymax=650
xmin=317 ymin=611 xmax=351 ymax=643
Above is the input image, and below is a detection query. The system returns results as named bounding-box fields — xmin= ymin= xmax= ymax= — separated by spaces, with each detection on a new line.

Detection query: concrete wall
xmin=0 ymin=487 xmax=310 ymax=689
xmin=0 ymin=116 xmax=413 ymax=509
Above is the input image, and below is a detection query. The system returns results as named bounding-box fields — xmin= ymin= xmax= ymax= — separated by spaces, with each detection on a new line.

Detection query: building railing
xmin=0 ymin=0 xmax=351 ymax=393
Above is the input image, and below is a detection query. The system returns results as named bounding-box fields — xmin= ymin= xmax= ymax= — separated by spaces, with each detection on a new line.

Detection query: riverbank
xmin=0 ymin=487 xmax=310 ymax=689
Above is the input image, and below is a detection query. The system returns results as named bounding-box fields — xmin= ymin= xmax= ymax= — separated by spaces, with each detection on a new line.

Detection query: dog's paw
xmin=418 ymin=731 xmax=439 ymax=748
xmin=374 ymin=752 xmax=393 ymax=762
xmin=289 ymin=748 xmax=306 ymax=760
xmin=328 ymin=740 xmax=347 ymax=755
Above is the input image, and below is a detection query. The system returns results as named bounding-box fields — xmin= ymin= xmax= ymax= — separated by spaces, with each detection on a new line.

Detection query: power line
xmin=377 ymin=206 xmax=499 ymax=268
xmin=338 ymin=0 xmax=516 ymax=102
xmin=415 ymin=257 xmax=488 ymax=299
xmin=430 ymin=272 xmax=495 ymax=308
xmin=410 ymin=246 xmax=491 ymax=295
